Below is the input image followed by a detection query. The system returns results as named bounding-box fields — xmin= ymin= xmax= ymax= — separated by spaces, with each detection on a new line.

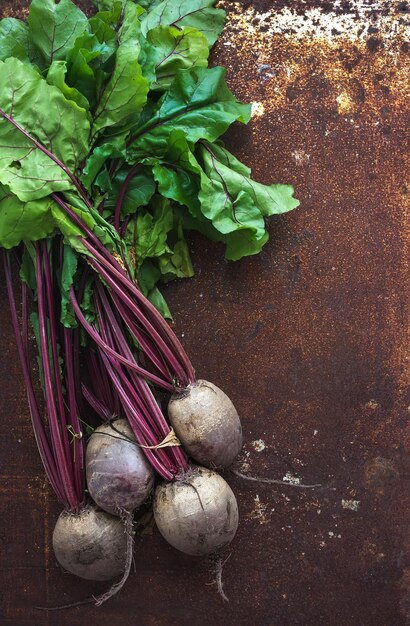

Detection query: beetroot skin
xmin=153 ymin=466 xmax=239 ymax=556
xmin=86 ymin=419 xmax=155 ymax=516
xmin=168 ymin=380 xmax=243 ymax=468
xmin=52 ymin=505 xmax=128 ymax=581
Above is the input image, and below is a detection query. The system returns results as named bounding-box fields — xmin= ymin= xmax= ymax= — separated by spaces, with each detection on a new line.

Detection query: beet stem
xmin=70 ymin=287 xmax=174 ymax=392
xmin=93 ymin=288 xmax=189 ymax=474
xmin=3 ymin=252 xmax=65 ymax=503
xmin=36 ymin=244 xmax=78 ymax=509
xmin=81 ymin=383 xmax=114 ymax=421
xmin=113 ymin=164 xmax=140 ymax=233
xmin=82 ymin=241 xmax=194 ymax=384
xmin=42 ymin=243 xmax=73 ymax=472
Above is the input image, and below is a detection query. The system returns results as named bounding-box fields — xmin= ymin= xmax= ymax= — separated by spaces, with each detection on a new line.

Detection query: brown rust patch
xmin=217 ymin=2 xmax=410 ymax=122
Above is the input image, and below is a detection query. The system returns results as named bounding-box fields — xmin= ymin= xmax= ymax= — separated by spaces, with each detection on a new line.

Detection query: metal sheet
xmin=0 ymin=1 xmax=408 ymax=624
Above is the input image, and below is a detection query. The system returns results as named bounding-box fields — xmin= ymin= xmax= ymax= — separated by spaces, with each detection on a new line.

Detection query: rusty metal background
xmin=0 ymin=1 xmax=409 ymax=624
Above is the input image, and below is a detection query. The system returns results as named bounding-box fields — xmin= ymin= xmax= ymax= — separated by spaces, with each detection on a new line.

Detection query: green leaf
xmin=90 ymin=3 xmax=148 ymax=136
xmin=28 ymin=0 xmax=89 ymax=65
xmin=137 ymin=260 xmax=172 ymax=319
xmin=0 ymin=58 xmax=90 ymax=202
xmin=92 ymin=0 xmax=123 ymax=11
xmin=127 ymin=67 xmax=250 ymax=160
xmin=0 ymin=185 xmax=56 ymax=249
xmin=89 ymin=3 xmax=123 ymax=46
xmin=60 ymin=245 xmax=78 ymax=327
xmin=66 ymin=33 xmax=113 ymax=107
xmin=105 ymin=166 xmax=156 ymax=216
xmin=92 ymin=44 xmax=149 ymax=136
xmin=81 ymin=277 xmax=97 ymax=326
xmin=149 ymin=134 xmax=299 ymax=261
xmin=81 ymin=143 xmax=124 ymax=192
xmin=151 ymin=130 xmax=201 ymax=216
xmin=47 ymin=60 xmax=90 ymax=110
xmin=147 ymin=286 xmax=172 ymax=319
xmin=19 ymin=244 xmax=37 ymax=291
xmin=135 ymin=198 xmax=173 ymax=265
xmin=140 ymin=0 xmax=225 ymax=46
xmin=51 ymin=203 xmax=91 ymax=242
xmin=224 ymin=230 xmax=269 ymax=262
xmin=137 ymin=0 xmax=162 ymax=9
xmin=195 ymin=141 xmax=299 ymax=258
xmin=119 ymin=2 xmax=145 ymax=48
xmin=200 ymin=184 xmax=266 ymax=239
xmin=199 ymin=142 xmax=300 ymax=217
xmin=141 ymin=25 xmax=209 ymax=91
xmin=173 ymin=203 xmax=223 ymax=243
xmin=150 ymin=132 xmax=265 ymax=256
xmin=158 ymin=224 xmax=194 ymax=281
xmin=197 ymin=144 xmax=266 ymax=239
xmin=0 ymin=18 xmax=29 ymax=61
xmin=0 ymin=186 xmax=88 ymax=249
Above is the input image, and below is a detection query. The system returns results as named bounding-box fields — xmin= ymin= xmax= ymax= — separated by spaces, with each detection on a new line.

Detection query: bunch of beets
xmin=0 ymin=0 xmax=298 ymax=604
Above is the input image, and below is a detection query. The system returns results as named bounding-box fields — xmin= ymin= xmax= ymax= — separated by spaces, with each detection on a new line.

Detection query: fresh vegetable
xmin=153 ymin=466 xmax=239 ymax=556
xmin=53 ymin=504 xmax=128 ymax=581
xmin=168 ymin=380 xmax=243 ymax=469
xmin=86 ymin=419 xmax=155 ymax=516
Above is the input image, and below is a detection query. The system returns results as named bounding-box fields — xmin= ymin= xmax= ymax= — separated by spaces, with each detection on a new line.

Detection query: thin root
xmin=93 ymin=509 xmax=134 ymax=606
xmin=232 ymin=469 xmax=326 ymax=489
xmin=210 ymin=554 xmax=231 ymax=603
xmin=35 ymin=598 xmax=95 ymax=611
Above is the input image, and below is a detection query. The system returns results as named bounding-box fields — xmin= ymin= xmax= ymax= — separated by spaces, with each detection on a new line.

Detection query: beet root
xmin=168 ymin=380 xmax=242 ymax=468
xmin=86 ymin=419 xmax=154 ymax=516
xmin=52 ymin=505 xmax=128 ymax=581
xmin=153 ymin=466 xmax=239 ymax=556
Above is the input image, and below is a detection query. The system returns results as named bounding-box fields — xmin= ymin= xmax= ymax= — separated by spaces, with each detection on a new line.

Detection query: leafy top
xmin=0 ymin=0 xmax=299 ymax=318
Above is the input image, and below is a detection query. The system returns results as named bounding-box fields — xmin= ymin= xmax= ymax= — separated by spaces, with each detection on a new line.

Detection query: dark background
xmin=0 ymin=1 xmax=409 ymax=625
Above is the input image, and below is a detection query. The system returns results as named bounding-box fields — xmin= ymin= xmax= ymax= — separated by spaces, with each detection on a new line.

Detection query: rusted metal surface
xmin=0 ymin=1 xmax=409 ymax=624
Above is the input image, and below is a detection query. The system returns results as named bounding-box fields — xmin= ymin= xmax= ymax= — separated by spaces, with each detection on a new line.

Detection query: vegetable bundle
xmin=0 ymin=0 xmax=299 ymax=604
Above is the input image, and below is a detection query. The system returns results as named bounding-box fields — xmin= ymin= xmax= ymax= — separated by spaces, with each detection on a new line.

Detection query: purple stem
xmin=87 ymin=349 xmax=116 ymax=414
xmin=119 ymin=216 xmax=130 ymax=239
xmin=63 ymin=328 xmax=85 ymax=502
xmin=82 ymin=383 xmax=114 ymax=422
xmin=51 ymin=195 xmax=196 ymax=386
xmin=110 ymin=289 xmax=173 ymax=382
xmin=94 ymin=284 xmax=189 ymax=473
xmin=71 ymin=264 xmax=89 ymax=419
xmin=42 ymin=244 xmax=72 ymax=467
xmin=114 ymin=164 xmax=140 ymax=233
xmin=3 ymin=253 xmax=65 ymax=504
xmin=88 ymin=258 xmax=186 ymax=382
xmin=94 ymin=288 xmax=163 ymax=438
xmin=99 ymin=350 xmax=174 ymax=480
xmin=36 ymin=244 xmax=78 ymax=510
xmin=51 ymin=194 xmax=113 ymax=262
xmin=84 ymin=248 xmax=191 ymax=384
xmin=70 ymin=288 xmax=175 ymax=392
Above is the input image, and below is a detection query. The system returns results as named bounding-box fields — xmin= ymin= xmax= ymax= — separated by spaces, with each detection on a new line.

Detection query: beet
xmin=52 ymin=505 xmax=128 ymax=581
xmin=86 ymin=419 xmax=155 ymax=516
xmin=168 ymin=380 xmax=243 ymax=468
xmin=153 ymin=466 xmax=239 ymax=556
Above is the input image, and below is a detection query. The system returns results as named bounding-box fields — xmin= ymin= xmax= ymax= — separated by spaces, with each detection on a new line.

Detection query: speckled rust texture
xmin=0 ymin=1 xmax=409 ymax=625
